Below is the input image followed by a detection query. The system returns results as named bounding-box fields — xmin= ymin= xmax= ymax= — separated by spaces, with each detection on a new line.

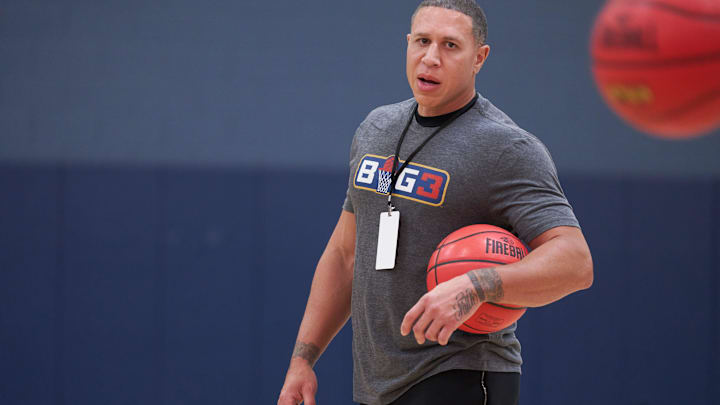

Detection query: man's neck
xmin=415 ymin=93 xmax=478 ymax=128
xmin=416 ymin=89 xmax=477 ymax=117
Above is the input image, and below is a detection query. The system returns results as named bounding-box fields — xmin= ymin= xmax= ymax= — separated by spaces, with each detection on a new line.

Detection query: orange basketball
xmin=590 ymin=0 xmax=720 ymax=138
xmin=426 ymin=224 xmax=528 ymax=334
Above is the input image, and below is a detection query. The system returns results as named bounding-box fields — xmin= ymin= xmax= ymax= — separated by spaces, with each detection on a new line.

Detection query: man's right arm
xmin=277 ymin=210 xmax=356 ymax=405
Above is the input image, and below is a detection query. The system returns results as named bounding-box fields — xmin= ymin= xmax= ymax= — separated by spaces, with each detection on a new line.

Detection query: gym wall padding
xmin=1 ymin=166 xmax=718 ymax=404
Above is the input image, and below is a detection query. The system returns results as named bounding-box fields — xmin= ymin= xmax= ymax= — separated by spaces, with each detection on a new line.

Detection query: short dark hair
xmin=411 ymin=0 xmax=488 ymax=45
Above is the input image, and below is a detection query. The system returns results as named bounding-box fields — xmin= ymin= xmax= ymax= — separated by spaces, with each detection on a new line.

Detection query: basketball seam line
xmin=460 ymin=322 xmax=499 ymax=334
xmin=426 ymin=259 xmax=507 ymax=274
xmin=486 ymin=302 xmax=527 ymax=311
xmin=593 ymin=50 xmax=720 ymax=69
xmin=434 ymin=230 xmax=520 ymax=251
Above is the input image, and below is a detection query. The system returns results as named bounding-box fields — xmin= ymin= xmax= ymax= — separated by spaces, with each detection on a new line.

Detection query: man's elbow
xmin=575 ymin=246 xmax=594 ymax=291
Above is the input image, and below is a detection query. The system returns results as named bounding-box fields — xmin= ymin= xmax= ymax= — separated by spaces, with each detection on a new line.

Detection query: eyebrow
xmin=411 ymin=32 xmax=464 ymax=43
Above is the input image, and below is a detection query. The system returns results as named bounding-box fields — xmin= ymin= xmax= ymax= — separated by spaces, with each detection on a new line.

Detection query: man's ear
xmin=473 ymin=44 xmax=491 ymax=74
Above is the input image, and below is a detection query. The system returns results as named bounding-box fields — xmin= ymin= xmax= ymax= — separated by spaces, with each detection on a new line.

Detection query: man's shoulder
xmin=360 ymin=98 xmax=415 ymax=132
xmin=467 ymin=96 xmax=535 ymax=142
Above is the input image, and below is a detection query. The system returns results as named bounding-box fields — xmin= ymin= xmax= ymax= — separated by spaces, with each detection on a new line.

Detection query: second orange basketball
xmin=590 ymin=0 xmax=720 ymax=138
xmin=427 ymin=224 xmax=529 ymax=334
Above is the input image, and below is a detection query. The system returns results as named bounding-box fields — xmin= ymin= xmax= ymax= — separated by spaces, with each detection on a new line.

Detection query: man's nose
xmin=422 ymin=43 xmax=441 ymax=67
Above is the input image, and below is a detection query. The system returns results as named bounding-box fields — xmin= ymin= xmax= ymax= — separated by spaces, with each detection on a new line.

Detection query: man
xmin=278 ymin=1 xmax=593 ymax=404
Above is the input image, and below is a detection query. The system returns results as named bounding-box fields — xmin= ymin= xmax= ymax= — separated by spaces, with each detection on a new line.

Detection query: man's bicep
xmin=528 ymin=225 xmax=584 ymax=250
xmin=526 ymin=225 xmax=594 ymax=292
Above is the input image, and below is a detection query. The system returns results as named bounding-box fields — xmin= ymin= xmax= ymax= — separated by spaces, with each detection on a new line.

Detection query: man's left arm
xmin=400 ymin=225 xmax=593 ymax=345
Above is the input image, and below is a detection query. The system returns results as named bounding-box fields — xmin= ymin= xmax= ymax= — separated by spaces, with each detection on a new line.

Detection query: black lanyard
xmin=386 ymin=94 xmax=478 ymax=210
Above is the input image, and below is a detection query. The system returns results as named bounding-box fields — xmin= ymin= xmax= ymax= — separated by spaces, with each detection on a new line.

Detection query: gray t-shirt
xmin=343 ymin=94 xmax=580 ymax=405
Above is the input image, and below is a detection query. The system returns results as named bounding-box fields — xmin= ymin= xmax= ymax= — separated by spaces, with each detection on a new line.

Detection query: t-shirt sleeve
xmin=342 ymin=119 xmax=364 ymax=214
xmin=343 ymin=189 xmax=354 ymax=213
xmin=487 ymin=136 xmax=579 ymax=244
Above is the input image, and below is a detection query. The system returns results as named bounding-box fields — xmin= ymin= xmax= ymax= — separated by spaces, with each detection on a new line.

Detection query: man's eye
xmin=418 ymin=38 xmax=429 ymax=45
xmin=446 ymin=42 xmax=456 ymax=48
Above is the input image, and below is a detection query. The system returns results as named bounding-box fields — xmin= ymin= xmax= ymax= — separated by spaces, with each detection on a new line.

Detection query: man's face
xmin=406 ymin=6 xmax=489 ymax=116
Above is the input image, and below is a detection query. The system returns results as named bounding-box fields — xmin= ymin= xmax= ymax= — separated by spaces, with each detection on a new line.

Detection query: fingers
xmin=278 ymin=386 xmax=316 ymax=405
xmin=402 ymin=287 xmax=465 ymax=345
xmin=411 ymin=311 xmax=433 ymax=344
xmin=277 ymin=392 xmax=301 ymax=405
xmin=301 ymin=384 xmax=316 ymax=405
xmin=424 ymin=319 xmax=443 ymax=343
xmin=401 ymin=297 xmax=446 ymax=345
xmin=437 ymin=325 xmax=453 ymax=346
xmin=278 ymin=366 xmax=317 ymax=405
xmin=400 ymin=297 xmax=426 ymax=336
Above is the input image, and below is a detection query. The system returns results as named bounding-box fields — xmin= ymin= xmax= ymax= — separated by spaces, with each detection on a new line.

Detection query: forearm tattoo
xmin=292 ymin=341 xmax=320 ymax=366
xmin=467 ymin=267 xmax=504 ymax=303
xmin=453 ymin=288 xmax=479 ymax=321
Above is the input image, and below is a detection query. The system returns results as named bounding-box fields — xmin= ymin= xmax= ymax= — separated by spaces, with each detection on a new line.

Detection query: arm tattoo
xmin=453 ymin=288 xmax=479 ymax=321
xmin=467 ymin=267 xmax=504 ymax=303
xmin=292 ymin=341 xmax=321 ymax=366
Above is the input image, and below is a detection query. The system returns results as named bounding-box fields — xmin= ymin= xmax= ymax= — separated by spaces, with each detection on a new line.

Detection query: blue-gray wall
xmin=2 ymin=0 xmax=719 ymax=174
xmin=1 ymin=1 xmax=719 ymax=404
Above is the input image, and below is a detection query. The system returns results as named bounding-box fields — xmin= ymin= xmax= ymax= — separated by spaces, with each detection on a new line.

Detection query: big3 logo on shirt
xmin=353 ymin=154 xmax=450 ymax=207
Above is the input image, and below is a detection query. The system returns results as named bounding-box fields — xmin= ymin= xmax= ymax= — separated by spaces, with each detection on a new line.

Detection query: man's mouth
xmin=419 ymin=77 xmax=440 ymax=85
xmin=417 ymin=75 xmax=441 ymax=91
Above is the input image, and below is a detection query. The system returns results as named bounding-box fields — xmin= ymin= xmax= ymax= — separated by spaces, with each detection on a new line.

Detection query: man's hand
xmin=277 ymin=357 xmax=318 ymax=405
xmin=400 ymin=273 xmax=483 ymax=346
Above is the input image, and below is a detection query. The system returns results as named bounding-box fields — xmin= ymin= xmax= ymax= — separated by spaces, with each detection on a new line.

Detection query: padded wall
xmin=1 ymin=165 xmax=717 ymax=404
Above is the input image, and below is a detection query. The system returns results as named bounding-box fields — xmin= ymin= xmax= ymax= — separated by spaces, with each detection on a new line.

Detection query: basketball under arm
xmin=470 ymin=226 xmax=593 ymax=308
xmin=289 ymin=210 xmax=356 ymax=368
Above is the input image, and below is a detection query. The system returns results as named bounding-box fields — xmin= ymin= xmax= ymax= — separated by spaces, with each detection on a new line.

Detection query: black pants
xmin=363 ymin=369 xmax=520 ymax=405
